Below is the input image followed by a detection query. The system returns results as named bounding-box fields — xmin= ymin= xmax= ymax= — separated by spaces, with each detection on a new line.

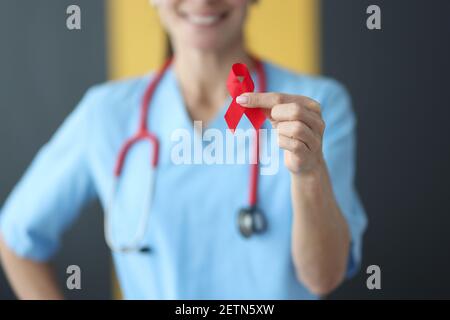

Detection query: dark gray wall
xmin=323 ymin=0 xmax=450 ymax=299
xmin=0 ymin=0 xmax=110 ymax=299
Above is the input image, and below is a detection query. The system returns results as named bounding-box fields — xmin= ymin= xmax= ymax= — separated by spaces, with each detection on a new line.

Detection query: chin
xmin=174 ymin=29 xmax=231 ymax=51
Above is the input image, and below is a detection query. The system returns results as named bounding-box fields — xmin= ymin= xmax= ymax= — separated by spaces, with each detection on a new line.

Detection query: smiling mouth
xmin=178 ymin=10 xmax=229 ymax=27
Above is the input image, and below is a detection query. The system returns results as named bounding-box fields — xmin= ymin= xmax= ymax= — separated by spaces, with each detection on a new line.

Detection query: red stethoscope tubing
xmin=113 ymin=57 xmax=266 ymax=207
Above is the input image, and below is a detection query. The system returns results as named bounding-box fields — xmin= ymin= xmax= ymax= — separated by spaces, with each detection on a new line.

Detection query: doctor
xmin=0 ymin=0 xmax=366 ymax=299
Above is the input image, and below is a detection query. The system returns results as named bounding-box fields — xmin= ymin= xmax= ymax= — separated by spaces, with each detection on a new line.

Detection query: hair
xmin=165 ymin=34 xmax=173 ymax=58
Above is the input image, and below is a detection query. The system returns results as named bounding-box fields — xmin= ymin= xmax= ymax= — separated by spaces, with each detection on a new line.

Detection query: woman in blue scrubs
xmin=0 ymin=0 xmax=366 ymax=299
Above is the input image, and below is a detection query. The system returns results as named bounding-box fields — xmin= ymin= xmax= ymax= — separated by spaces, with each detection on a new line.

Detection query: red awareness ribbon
xmin=225 ymin=63 xmax=266 ymax=132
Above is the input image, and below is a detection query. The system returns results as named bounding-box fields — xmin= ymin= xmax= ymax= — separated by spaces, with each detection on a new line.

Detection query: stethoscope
xmin=104 ymin=57 xmax=267 ymax=253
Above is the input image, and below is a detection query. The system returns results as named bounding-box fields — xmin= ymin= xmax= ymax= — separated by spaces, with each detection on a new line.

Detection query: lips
xmin=178 ymin=10 xmax=229 ymax=27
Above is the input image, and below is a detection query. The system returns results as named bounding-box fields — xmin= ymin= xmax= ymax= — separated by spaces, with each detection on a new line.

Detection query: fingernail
xmin=236 ymin=95 xmax=249 ymax=105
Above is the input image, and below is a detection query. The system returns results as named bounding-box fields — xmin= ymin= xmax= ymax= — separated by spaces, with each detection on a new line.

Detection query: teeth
xmin=186 ymin=14 xmax=221 ymax=26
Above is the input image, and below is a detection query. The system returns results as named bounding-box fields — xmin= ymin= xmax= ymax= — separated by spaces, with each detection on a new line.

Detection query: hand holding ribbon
xmin=224 ymin=63 xmax=266 ymax=132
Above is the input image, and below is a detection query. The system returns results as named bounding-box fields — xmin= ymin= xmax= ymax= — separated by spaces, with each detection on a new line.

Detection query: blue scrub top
xmin=0 ymin=61 xmax=367 ymax=299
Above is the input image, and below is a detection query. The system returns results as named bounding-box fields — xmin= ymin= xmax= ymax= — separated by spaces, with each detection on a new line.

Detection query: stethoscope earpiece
xmin=238 ymin=206 xmax=267 ymax=238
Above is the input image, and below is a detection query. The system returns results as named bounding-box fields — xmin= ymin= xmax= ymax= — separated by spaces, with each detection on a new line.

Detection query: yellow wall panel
xmin=107 ymin=0 xmax=166 ymax=79
xmin=107 ymin=0 xmax=320 ymax=79
xmin=246 ymin=0 xmax=320 ymax=74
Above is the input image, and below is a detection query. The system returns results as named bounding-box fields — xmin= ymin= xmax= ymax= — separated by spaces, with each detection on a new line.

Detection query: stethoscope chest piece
xmin=238 ymin=206 xmax=267 ymax=238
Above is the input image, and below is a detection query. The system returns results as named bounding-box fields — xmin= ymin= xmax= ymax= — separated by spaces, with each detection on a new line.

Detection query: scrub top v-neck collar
xmin=165 ymin=64 xmax=263 ymax=136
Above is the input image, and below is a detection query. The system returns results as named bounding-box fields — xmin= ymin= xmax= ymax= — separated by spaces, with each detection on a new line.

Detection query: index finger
xmin=236 ymin=92 xmax=296 ymax=108
xmin=237 ymin=92 xmax=318 ymax=112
